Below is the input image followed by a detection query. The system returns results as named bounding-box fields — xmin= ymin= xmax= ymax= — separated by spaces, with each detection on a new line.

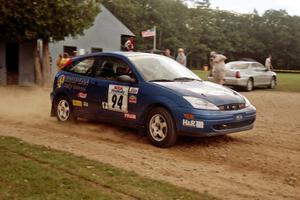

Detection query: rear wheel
xmin=55 ymin=96 xmax=74 ymax=122
xmin=245 ymin=79 xmax=253 ymax=91
xmin=146 ymin=107 xmax=177 ymax=148
xmin=269 ymin=77 xmax=276 ymax=89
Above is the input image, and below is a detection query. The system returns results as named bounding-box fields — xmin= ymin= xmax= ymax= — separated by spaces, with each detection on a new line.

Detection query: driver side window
xmin=93 ymin=57 xmax=136 ymax=81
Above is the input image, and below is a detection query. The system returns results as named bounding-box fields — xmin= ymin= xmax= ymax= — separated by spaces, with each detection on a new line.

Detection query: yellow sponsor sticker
xmin=57 ymin=75 xmax=65 ymax=88
xmin=72 ymin=100 xmax=82 ymax=107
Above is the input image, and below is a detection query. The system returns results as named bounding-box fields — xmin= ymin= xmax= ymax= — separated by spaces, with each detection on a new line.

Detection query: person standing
xmin=176 ymin=48 xmax=187 ymax=66
xmin=125 ymin=37 xmax=134 ymax=51
xmin=210 ymin=51 xmax=227 ymax=85
xmin=163 ymin=48 xmax=174 ymax=59
xmin=57 ymin=53 xmax=70 ymax=70
xmin=265 ymin=55 xmax=273 ymax=71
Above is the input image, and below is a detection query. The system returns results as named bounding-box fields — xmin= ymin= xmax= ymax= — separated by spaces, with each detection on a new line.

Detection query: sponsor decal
xmin=58 ymin=76 xmax=89 ymax=91
xmin=124 ymin=113 xmax=136 ymax=120
xmin=57 ymin=75 xmax=65 ymax=88
xmin=182 ymin=119 xmax=204 ymax=129
xmin=108 ymin=85 xmax=129 ymax=113
xmin=111 ymin=85 xmax=126 ymax=95
xmin=102 ymin=101 xmax=108 ymax=109
xmin=77 ymin=92 xmax=87 ymax=99
xmin=83 ymin=102 xmax=89 ymax=107
xmin=128 ymin=95 xmax=137 ymax=104
xmin=129 ymin=87 xmax=139 ymax=94
xmin=72 ymin=100 xmax=82 ymax=107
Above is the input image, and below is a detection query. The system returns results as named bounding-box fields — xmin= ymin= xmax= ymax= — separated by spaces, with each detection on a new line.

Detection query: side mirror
xmin=116 ymin=75 xmax=135 ymax=83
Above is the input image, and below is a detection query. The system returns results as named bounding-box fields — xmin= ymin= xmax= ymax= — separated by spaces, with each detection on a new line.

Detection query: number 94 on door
xmin=107 ymin=84 xmax=129 ymax=113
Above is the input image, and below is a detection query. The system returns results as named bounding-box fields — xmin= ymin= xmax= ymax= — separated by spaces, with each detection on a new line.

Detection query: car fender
xmin=138 ymin=95 xmax=182 ymax=130
xmin=50 ymin=88 xmax=74 ymax=116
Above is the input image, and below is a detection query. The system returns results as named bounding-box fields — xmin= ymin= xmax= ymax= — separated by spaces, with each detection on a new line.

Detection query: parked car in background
xmin=209 ymin=61 xmax=277 ymax=91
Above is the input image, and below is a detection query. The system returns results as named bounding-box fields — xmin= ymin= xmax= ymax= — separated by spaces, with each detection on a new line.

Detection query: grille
xmin=218 ymin=103 xmax=245 ymax=111
xmin=213 ymin=119 xmax=255 ymax=130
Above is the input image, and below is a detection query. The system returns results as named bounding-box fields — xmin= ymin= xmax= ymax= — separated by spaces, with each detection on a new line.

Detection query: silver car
xmin=209 ymin=61 xmax=277 ymax=91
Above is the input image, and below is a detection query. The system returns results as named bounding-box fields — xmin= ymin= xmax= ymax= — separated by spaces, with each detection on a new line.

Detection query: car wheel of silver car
xmin=146 ymin=107 xmax=177 ymax=148
xmin=55 ymin=96 xmax=74 ymax=122
xmin=246 ymin=79 xmax=253 ymax=91
xmin=269 ymin=77 xmax=276 ymax=89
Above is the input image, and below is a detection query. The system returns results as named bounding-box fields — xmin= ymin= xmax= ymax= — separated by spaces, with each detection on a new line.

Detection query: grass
xmin=274 ymin=73 xmax=300 ymax=93
xmin=193 ymin=70 xmax=300 ymax=93
xmin=0 ymin=136 xmax=217 ymax=200
xmin=193 ymin=70 xmax=210 ymax=81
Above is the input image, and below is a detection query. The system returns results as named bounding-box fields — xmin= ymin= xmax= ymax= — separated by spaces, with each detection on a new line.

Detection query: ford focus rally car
xmin=51 ymin=52 xmax=256 ymax=148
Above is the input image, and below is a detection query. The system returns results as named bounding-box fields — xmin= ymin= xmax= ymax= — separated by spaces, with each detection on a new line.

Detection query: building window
xmin=63 ymin=46 xmax=77 ymax=57
xmin=91 ymin=48 xmax=103 ymax=53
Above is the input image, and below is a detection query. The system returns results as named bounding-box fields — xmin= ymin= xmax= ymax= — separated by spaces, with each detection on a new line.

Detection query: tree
xmin=181 ymin=0 xmax=210 ymax=8
xmin=0 ymin=0 xmax=101 ymax=85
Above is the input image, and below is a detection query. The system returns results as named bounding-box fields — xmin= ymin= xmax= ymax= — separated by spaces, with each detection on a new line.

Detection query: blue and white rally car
xmin=51 ymin=52 xmax=256 ymax=147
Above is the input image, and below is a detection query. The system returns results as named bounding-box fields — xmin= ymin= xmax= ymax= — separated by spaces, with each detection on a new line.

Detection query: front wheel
xmin=55 ymin=96 xmax=74 ymax=122
xmin=146 ymin=107 xmax=177 ymax=148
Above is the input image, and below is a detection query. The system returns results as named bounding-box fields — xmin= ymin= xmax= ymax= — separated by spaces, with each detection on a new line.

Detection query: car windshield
xmin=226 ymin=62 xmax=249 ymax=70
xmin=128 ymin=54 xmax=201 ymax=82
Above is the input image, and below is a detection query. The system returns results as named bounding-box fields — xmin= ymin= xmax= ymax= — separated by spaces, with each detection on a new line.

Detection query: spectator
xmin=176 ymin=48 xmax=187 ymax=66
xmin=265 ymin=55 xmax=273 ymax=71
xmin=56 ymin=54 xmax=63 ymax=70
xmin=57 ymin=53 xmax=70 ymax=70
xmin=163 ymin=48 xmax=174 ymax=59
xmin=210 ymin=51 xmax=227 ymax=85
xmin=125 ymin=37 xmax=134 ymax=51
xmin=72 ymin=51 xmax=78 ymax=57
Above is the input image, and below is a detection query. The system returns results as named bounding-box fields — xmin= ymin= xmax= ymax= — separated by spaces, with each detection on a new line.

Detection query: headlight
xmin=242 ymin=95 xmax=251 ymax=107
xmin=183 ymin=96 xmax=219 ymax=110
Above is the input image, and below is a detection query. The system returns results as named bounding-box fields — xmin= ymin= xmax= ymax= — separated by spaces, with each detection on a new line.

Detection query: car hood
xmin=155 ymin=81 xmax=245 ymax=105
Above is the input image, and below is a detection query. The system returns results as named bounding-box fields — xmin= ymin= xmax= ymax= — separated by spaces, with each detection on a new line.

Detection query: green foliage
xmin=1 ymin=0 xmax=300 ymax=69
xmin=0 ymin=0 xmax=101 ymax=41
xmin=103 ymin=0 xmax=300 ymax=69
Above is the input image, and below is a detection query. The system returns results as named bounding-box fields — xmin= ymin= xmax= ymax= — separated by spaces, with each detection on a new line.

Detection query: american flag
xmin=141 ymin=27 xmax=156 ymax=38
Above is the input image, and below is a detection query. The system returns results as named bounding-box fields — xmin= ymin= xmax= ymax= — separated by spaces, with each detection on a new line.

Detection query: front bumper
xmin=174 ymin=105 xmax=256 ymax=137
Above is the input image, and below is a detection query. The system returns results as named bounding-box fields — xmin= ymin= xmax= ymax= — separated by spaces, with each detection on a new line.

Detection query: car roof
xmin=72 ymin=51 xmax=161 ymax=61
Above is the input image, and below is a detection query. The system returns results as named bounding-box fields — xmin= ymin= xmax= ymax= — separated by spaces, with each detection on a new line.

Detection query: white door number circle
xmin=108 ymin=84 xmax=129 ymax=113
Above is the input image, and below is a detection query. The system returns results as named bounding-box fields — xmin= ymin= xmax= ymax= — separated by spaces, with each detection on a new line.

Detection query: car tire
xmin=146 ymin=107 xmax=177 ymax=148
xmin=269 ymin=77 xmax=276 ymax=89
xmin=54 ymin=96 xmax=75 ymax=122
xmin=245 ymin=79 xmax=253 ymax=91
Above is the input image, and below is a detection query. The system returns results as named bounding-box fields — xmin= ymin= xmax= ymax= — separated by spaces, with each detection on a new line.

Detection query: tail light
xmin=235 ymin=71 xmax=241 ymax=78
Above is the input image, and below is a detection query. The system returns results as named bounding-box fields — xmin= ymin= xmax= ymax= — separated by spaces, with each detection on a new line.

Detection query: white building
xmin=0 ymin=5 xmax=134 ymax=85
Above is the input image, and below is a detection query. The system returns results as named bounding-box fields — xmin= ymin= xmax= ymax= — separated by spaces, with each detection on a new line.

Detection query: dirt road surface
xmin=0 ymin=86 xmax=299 ymax=200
